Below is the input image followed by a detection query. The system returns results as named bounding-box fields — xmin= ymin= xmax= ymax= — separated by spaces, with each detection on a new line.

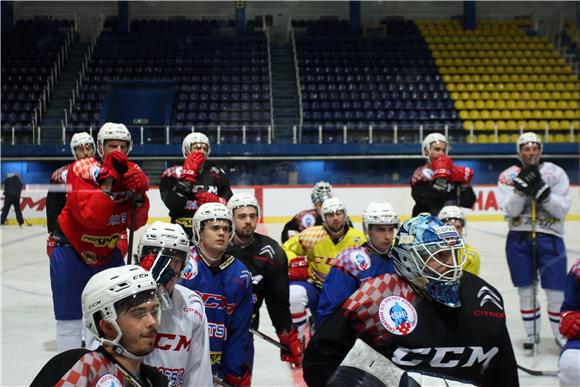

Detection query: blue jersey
xmin=561 ymin=258 xmax=580 ymax=351
xmin=317 ymin=243 xmax=395 ymax=325
xmin=178 ymin=248 xmax=253 ymax=379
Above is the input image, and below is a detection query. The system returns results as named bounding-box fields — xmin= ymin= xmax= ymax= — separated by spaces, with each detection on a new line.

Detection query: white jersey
xmin=497 ymin=161 xmax=570 ymax=238
xmin=144 ymin=284 xmax=213 ymax=387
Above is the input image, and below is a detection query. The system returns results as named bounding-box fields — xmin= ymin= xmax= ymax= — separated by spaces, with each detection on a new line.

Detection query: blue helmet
xmin=392 ymin=213 xmax=466 ymax=307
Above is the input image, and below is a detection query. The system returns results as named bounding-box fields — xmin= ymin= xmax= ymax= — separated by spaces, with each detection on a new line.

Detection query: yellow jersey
xmin=461 ymin=243 xmax=481 ymax=276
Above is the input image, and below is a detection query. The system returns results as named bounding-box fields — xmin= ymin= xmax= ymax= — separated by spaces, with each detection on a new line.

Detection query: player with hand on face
xmin=497 ymin=132 xmax=570 ymax=350
xmin=50 ymin=122 xmax=150 ymax=353
xmin=137 ymin=222 xmax=212 ymax=387
xmin=160 ymin=132 xmax=233 ymax=240
xmin=178 ymin=203 xmax=253 ymax=386
xmin=411 ymin=133 xmax=476 ymax=216
xmin=317 ymin=202 xmax=399 ymax=326
xmin=438 ymin=205 xmax=480 ymax=276
xmin=304 ymin=214 xmax=519 ymax=387
xmin=226 ymin=193 xmax=303 ymax=369
xmin=31 ymin=265 xmax=168 ymax=387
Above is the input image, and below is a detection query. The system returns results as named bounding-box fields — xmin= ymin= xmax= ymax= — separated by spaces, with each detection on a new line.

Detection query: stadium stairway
xmin=40 ymin=39 xmax=89 ymax=145
xmin=270 ymin=42 xmax=301 ymax=143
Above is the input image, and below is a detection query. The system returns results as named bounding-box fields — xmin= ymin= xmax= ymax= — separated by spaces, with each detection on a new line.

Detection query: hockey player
xmin=281 ymin=181 xmax=333 ymax=243
xmin=317 ymin=202 xmax=399 ymax=325
xmin=31 ymin=265 xmax=168 ymax=386
xmin=50 ymin=122 xmax=150 ymax=352
xmin=160 ymin=132 xmax=233 ymax=240
xmin=497 ymin=132 xmax=570 ymax=350
xmin=137 ymin=222 xmax=213 ymax=387
xmin=226 ymin=193 xmax=303 ymax=368
xmin=178 ymin=202 xmax=253 ymax=386
xmin=303 ymin=214 xmax=519 ymax=387
xmin=411 ymin=133 xmax=476 ymax=216
xmin=283 ymin=197 xmax=366 ymax=336
xmin=438 ymin=205 xmax=480 ymax=275
xmin=559 ymin=257 xmax=580 ymax=387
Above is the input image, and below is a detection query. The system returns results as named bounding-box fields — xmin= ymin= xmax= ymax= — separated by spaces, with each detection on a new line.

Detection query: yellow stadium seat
xmin=499 ymin=133 xmax=511 ymax=143
xmin=476 ymin=100 xmax=486 ymax=110
xmin=497 ymin=121 xmax=507 ymax=130
xmin=511 ymin=110 xmax=522 ymax=120
xmin=485 ymin=120 xmax=496 ymax=131
xmin=475 ymin=120 xmax=485 ymax=130
xmin=545 ymin=133 xmax=555 ymax=143
xmin=480 ymin=110 xmax=491 ymax=119
xmin=477 ymin=133 xmax=489 ymax=143
xmin=501 ymin=110 xmax=512 ymax=119
xmin=507 ymin=121 xmax=518 ymax=130
xmin=459 ymin=111 xmax=471 ymax=120
xmin=463 ymin=120 xmax=475 ymax=130
xmin=553 ymin=110 xmax=565 ymax=119
xmin=554 ymin=133 xmax=566 ymax=142
xmin=455 ymin=100 xmax=465 ymax=109
xmin=466 ymin=134 xmax=477 ymax=144
xmin=506 ymin=100 xmax=517 ymax=109
xmin=527 ymin=120 xmax=540 ymax=130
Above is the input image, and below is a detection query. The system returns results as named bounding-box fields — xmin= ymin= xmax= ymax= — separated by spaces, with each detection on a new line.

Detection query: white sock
xmin=56 ymin=319 xmax=83 ymax=353
xmin=289 ymin=285 xmax=309 ymax=340
xmin=546 ymin=289 xmax=565 ymax=341
xmin=518 ymin=286 xmax=541 ymax=338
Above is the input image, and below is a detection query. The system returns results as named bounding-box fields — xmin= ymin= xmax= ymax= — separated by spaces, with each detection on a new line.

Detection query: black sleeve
xmin=411 ymin=182 xmax=453 ymax=216
xmin=458 ymin=185 xmax=476 ymax=209
xmin=30 ymin=349 xmax=89 ymax=387
xmin=281 ymin=218 xmax=299 ymax=243
xmin=217 ymin=172 xmax=233 ymax=201
xmin=142 ymin=364 xmax=170 ymax=387
xmin=159 ymin=174 xmax=190 ymax=213
xmin=303 ymin=307 xmax=358 ymax=387
xmin=45 ymin=190 xmax=66 ymax=234
xmin=264 ymin=244 xmax=293 ymax=333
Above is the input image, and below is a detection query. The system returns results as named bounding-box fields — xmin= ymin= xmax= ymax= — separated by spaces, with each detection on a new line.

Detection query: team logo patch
xmin=379 ymin=296 xmax=417 ymax=336
xmin=81 ymin=251 xmax=97 ymax=265
xmin=350 ymin=250 xmax=371 ymax=271
xmin=181 ymin=256 xmax=198 ymax=280
xmin=301 ymin=213 xmax=316 ymax=228
xmin=95 ymin=374 xmax=122 ymax=387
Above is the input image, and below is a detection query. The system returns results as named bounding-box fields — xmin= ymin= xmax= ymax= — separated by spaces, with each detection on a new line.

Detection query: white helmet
xmin=438 ymin=205 xmax=466 ymax=228
xmin=192 ymin=202 xmax=233 ymax=245
xmin=517 ymin=132 xmax=542 ymax=156
xmin=227 ymin=192 xmax=261 ymax=219
xmin=97 ymin=122 xmax=133 ymax=157
xmin=311 ymin=181 xmax=333 ymax=205
xmin=137 ymin=221 xmax=190 ymax=268
xmin=182 ymin=132 xmax=211 ymax=158
xmin=362 ymin=202 xmax=400 ymax=236
xmin=82 ymin=265 xmax=158 ymax=358
xmin=422 ymin=132 xmax=449 ymax=159
xmin=70 ymin=132 xmax=95 ymax=159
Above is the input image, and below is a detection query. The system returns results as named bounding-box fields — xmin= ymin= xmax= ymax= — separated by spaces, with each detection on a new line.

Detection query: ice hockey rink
xmin=1 ymin=220 xmax=579 ymax=387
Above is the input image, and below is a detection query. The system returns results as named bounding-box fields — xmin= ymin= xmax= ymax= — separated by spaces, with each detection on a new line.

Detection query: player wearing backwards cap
xmin=317 ymin=202 xmax=399 ymax=326
xmin=178 ymin=202 xmax=253 ymax=386
xmin=50 ymin=122 xmax=150 ymax=353
xmin=411 ymin=133 xmax=476 ymax=216
xmin=226 ymin=193 xmax=303 ymax=368
xmin=497 ymin=132 xmax=570 ymax=350
xmin=160 ymin=132 xmax=233 ymax=240
xmin=31 ymin=265 xmax=168 ymax=386
xmin=437 ymin=205 xmax=480 ymax=276
xmin=304 ymin=214 xmax=518 ymax=387
xmin=137 ymin=222 xmax=213 ymax=387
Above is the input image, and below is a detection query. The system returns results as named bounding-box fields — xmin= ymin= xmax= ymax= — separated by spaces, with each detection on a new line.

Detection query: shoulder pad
xmin=335 ymin=247 xmax=370 ymax=275
xmin=161 ymin=165 xmax=180 ymax=178
xmin=296 ymin=209 xmax=319 ymax=229
xmin=181 ymin=253 xmax=199 ymax=281
xmin=299 ymin=225 xmax=327 ymax=251
xmin=498 ymin=165 xmax=520 ymax=186
xmin=51 ymin=163 xmax=71 ymax=184
xmin=72 ymin=158 xmax=101 ymax=181
xmin=411 ymin=165 xmax=432 ymax=184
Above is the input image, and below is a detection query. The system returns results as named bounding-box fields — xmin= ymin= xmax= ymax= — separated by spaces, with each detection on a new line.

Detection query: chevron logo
xmin=477 ymin=286 xmax=503 ymax=310
xmin=259 ymin=245 xmax=275 ymax=259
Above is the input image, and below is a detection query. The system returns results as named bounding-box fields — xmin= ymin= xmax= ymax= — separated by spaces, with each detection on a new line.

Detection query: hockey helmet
xmin=437 ymin=205 xmax=466 ymax=228
xmin=138 ymin=222 xmax=191 ymax=275
xmin=516 ymin=132 xmax=542 ymax=157
xmin=311 ymin=181 xmax=333 ymax=205
xmin=182 ymin=132 xmax=211 ymax=158
xmin=96 ymin=122 xmax=133 ymax=157
xmin=227 ymin=192 xmax=261 ymax=219
xmin=82 ymin=265 xmax=159 ymax=358
xmin=192 ymin=202 xmax=233 ymax=245
xmin=362 ymin=202 xmax=400 ymax=236
xmin=69 ymin=132 xmax=95 ymax=160
xmin=422 ymin=132 xmax=449 ymax=159
xmin=321 ymin=197 xmax=347 ymax=228
xmin=392 ymin=214 xmax=466 ymax=307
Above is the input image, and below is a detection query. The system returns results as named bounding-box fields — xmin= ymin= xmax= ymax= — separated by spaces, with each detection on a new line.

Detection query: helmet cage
xmin=311 ymin=181 xmax=333 ymax=205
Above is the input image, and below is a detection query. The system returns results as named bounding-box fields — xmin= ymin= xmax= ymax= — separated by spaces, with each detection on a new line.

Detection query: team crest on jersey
xmin=95 ymin=374 xmax=122 ymax=387
xmin=379 ymin=296 xmax=417 ymax=336
xmin=301 ymin=213 xmax=316 ymax=228
xmin=350 ymin=250 xmax=370 ymax=271
xmin=181 ymin=256 xmax=199 ymax=280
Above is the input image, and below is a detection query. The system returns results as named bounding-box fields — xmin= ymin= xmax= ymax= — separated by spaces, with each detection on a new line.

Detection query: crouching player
xmin=137 ymin=222 xmax=212 ymax=386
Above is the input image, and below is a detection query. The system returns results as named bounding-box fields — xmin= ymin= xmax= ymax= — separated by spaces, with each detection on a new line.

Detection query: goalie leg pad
xmin=56 ymin=319 xmax=83 ymax=353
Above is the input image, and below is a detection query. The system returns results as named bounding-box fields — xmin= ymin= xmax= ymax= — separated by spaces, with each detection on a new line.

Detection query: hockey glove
xmin=46 ymin=234 xmax=56 ymax=258
xmin=117 ymin=232 xmax=128 ymax=260
xmin=140 ymin=253 xmax=177 ymax=287
xmin=278 ymin=327 xmax=303 ymax=367
xmin=195 ymin=191 xmax=226 ymax=206
xmin=224 ymin=367 xmax=252 ymax=387
xmin=431 ymin=155 xmax=453 ymax=192
xmin=288 ymin=256 xmax=309 ymax=281
xmin=450 ymin=165 xmax=474 ymax=186
xmin=180 ymin=152 xmax=206 ymax=184
xmin=531 ymin=181 xmax=551 ymax=202
xmin=560 ymin=311 xmax=580 ymax=339
xmin=123 ymin=166 xmax=149 ymax=195
xmin=97 ymin=151 xmax=129 ymax=183
xmin=512 ymin=165 xmax=541 ymax=196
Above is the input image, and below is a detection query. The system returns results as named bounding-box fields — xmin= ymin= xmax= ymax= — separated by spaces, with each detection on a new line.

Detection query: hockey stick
xmin=249 ymin=328 xmax=289 ymax=351
xmin=530 ymin=198 xmax=539 ymax=356
xmin=127 ymin=194 xmax=137 ymax=265
xmin=517 ymin=363 xmax=558 ymax=377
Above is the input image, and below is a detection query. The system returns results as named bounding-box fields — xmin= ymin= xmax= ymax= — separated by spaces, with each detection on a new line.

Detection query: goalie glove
xmin=278 ymin=327 xmax=303 ymax=367
xmin=140 ymin=253 xmax=177 ymax=287
xmin=431 ymin=155 xmax=453 ymax=192
xmin=512 ymin=165 xmax=541 ymax=196
xmin=180 ymin=152 xmax=206 ymax=184
xmin=288 ymin=256 xmax=309 ymax=281
xmin=97 ymin=151 xmax=129 ymax=183
xmin=560 ymin=311 xmax=580 ymax=339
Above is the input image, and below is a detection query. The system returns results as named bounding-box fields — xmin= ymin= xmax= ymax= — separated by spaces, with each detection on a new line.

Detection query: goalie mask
xmin=422 ymin=132 xmax=449 ymax=159
xmin=182 ymin=132 xmax=211 ymax=158
xmin=392 ymin=214 xmax=466 ymax=307
xmin=192 ymin=202 xmax=234 ymax=246
xmin=70 ymin=132 xmax=95 ymax=160
xmin=82 ymin=265 xmax=163 ymax=359
xmin=311 ymin=181 xmax=333 ymax=205
xmin=96 ymin=122 xmax=133 ymax=157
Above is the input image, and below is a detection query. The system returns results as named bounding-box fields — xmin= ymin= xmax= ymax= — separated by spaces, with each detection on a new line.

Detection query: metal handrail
xmin=290 ymin=28 xmax=304 ymax=144
xmin=265 ymin=27 xmax=275 ymax=139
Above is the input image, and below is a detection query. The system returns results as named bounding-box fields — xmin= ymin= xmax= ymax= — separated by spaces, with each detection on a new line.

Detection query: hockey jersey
xmin=304 ymin=272 xmax=519 ymax=387
xmin=497 ymin=161 xmax=571 ymax=238
xmin=178 ymin=248 xmax=253 ymax=380
xmin=317 ymin=243 xmax=395 ymax=325
xmin=227 ymin=233 xmax=292 ymax=333
xmin=144 ymin=284 xmax=213 ymax=387
xmin=46 ymin=163 xmax=71 ymax=234
xmin=561 ymin=258 xmax=580 ymax=351
xmin=461 ymin=243 xmax=480 ymax=276
xmin=281 ymin=208 xmax=322 ymax=243
xmin=159 ymin=164 xmax=233 ymax=239
xmin=283 ymin=225 xmax=366 ymax=287
xmin=56 ymin=158 xmax=149 ymax=265
xmin=30 ymin=347 xmax=167 ymax=387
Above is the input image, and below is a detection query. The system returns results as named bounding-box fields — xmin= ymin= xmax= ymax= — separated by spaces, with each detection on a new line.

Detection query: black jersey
xmin=160 ymin=164 xmax=233 ymax=239
xmin=227 ymin=232 xmax=292 ymax=333
xmin=303 ymin=272 xmax=518 ymax=387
